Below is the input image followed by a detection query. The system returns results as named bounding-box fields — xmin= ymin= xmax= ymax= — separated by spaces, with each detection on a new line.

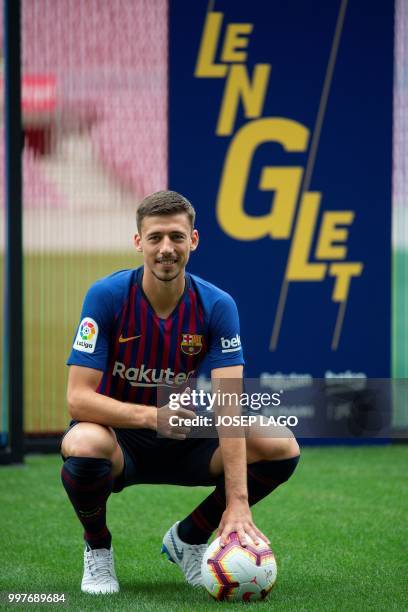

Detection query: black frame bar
xmin=1 ymin=0 xmax=24 ymax=465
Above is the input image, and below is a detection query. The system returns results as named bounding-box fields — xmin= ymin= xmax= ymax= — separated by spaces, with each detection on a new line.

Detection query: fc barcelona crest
xmin=181 ymin=333 xmax=203 ymax=355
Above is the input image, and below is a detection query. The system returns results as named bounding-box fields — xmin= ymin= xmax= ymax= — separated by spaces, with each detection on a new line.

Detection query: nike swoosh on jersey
xmin=118 ymin=334 xmax=142 ymax=343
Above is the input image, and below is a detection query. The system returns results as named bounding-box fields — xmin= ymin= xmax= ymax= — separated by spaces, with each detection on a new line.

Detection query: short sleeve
xmin=67 ymin=281 xmax=114 ymax=371
xmin=206 ymin=293 xmax=245 ymax=370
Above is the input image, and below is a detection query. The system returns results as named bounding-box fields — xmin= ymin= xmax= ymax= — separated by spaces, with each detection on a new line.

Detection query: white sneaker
xmin=161 ymin=521 xmax=208 ymax=587
xmin=81 ymin=546 xmax=119 ymax=594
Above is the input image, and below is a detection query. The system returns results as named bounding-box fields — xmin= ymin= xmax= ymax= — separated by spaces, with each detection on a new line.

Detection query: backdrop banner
xmin=169 ymin=0 xmax=393 ymax=385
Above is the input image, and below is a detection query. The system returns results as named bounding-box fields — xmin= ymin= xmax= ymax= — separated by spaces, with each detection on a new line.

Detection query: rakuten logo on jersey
xmin=112 ymin=361 xmax=194 ymax=387
xmin=221 ymin=334 xmax=242 ymax=353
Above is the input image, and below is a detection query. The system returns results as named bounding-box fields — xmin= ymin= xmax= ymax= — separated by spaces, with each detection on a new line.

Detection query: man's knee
xmin=247 ymin=429 xmax=300 ymax=463
xmin=61 ymin=422 xmax=118 ymax=460
xmin=275 ymin=435 xmax=300 ymax=460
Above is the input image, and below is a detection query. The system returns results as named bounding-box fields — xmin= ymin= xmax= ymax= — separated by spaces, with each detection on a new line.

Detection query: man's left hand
xmin=217 ymin=499 xmax=270 ymax=548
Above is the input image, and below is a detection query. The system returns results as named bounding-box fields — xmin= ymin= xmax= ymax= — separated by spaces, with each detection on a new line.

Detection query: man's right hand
xmin=154 ymin=405 xmax=196 ymax=439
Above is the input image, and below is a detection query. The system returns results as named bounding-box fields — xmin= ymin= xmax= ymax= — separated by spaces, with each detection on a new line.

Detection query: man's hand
xmin=152 ymin=386 xmax=196 ymax=439
xmin=217 ymin=499 xmax=270 ymax=548
xmin=155 ymin=405 xmax=195 ymax=439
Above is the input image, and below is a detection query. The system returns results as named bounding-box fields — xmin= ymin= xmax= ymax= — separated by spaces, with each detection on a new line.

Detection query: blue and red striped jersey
xmin=67 ymin=267 xmax=244 ymax=406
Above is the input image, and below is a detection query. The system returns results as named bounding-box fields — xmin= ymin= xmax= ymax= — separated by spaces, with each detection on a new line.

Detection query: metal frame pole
xmin=2 ymin=0 xmax=24 ymax=464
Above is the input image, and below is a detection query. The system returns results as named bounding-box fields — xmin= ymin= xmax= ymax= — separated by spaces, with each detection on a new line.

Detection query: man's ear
xmin=134 ymin=233 xmax=143 ymax=252
xmin=190 ymin=229 xmax=199 ymax=251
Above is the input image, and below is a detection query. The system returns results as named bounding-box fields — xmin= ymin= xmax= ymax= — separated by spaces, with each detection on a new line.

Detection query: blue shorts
xmin=60 ymin=421 xmax=219 ymax=492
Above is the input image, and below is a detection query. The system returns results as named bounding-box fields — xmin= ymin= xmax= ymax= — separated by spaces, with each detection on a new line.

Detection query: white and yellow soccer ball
xmin=201 ymin=533 xmax=277 ymax=602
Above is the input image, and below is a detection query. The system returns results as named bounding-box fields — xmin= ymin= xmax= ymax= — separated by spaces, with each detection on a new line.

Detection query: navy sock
xmin=178 ymin=455 xmax=300 ymax=545
xmin=61 ymin=456 xmax=113 ymax=550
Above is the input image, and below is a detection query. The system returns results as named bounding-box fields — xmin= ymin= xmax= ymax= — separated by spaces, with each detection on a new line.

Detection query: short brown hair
xmin=136 ymin=190 xmax=196 ymax=232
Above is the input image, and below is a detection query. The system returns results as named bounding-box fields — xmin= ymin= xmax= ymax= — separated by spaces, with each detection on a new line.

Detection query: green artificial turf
xmin=0 ymin=446 xmax=407 ymax=611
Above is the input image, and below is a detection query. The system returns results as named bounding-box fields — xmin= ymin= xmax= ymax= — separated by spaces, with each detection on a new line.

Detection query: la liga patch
xmin=73 ymin=317 xmax=99 ymax=353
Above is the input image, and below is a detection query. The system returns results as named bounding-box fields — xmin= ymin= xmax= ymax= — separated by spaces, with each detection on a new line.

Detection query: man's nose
xmin=160 ymin=236 xmax=174 ymax=254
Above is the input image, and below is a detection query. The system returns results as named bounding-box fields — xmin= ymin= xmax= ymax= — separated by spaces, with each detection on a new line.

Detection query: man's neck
xmin=142 ymin=268 xmax=186 ymax=318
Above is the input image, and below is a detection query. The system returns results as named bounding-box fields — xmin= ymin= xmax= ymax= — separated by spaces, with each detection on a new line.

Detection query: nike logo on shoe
xmin=162 ymin=522 xmax=207 ymax=587
xmin=118 ymin=334 xmax=142 ymax=343
xmin=170 ymin=530 xmax=184 ymax=561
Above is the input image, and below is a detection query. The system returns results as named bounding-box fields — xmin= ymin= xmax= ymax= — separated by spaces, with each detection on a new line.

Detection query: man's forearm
xmin=211 ymin=365 xmax=248 ymax=505
xmin=68 ymin=387 xmax=156 ymax=429
xmin=219 ymin=436 xmax=248 ymax=504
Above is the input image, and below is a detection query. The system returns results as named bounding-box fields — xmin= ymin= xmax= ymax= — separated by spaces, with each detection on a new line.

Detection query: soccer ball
xmin=201 ymin=533 xmax=277 ymax=602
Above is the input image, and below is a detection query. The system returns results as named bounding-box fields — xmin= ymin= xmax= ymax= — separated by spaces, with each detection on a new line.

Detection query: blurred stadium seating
xmin=0 ymin=0 xmax=167 ymax=435
xmin=0 ymin=0 xmax=167 ymax=239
